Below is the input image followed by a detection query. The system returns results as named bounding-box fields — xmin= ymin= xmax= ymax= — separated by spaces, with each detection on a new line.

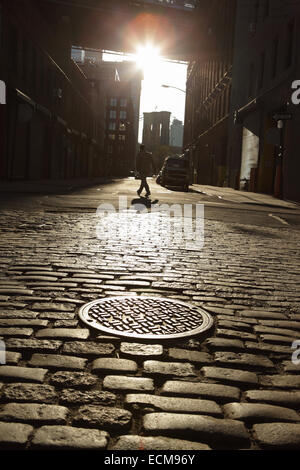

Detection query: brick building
xmin=105 ymin=83 xmax=136 ymax=176
xmin=75 ymin=55 xmax=142 ymax=177
xmin=0 ymin=0 xmax=104 ymax=182
xmin=227 ymin=0 xmax=300 ymax=201
xmin=183 ymin=0 xmax=236 ymax=185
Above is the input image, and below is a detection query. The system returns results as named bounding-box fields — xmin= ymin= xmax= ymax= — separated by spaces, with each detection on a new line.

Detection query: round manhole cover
xmin=79 ymin=296 xmax=214 ymax=340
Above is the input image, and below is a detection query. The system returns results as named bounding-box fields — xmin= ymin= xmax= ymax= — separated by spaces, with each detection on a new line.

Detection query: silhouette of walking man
xmin=136 ymin=144 xmax=156 ymax=198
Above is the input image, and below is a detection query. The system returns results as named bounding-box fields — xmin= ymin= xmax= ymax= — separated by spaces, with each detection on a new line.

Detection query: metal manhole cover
xmin=79 ymin=296 xmax=214 ymax=340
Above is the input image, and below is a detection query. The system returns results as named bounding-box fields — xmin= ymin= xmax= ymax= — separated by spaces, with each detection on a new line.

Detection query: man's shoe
xmin=145 ymin=193 xmax=151 ymax=198
xmin=137 ymin=190 xmax=142 ymax=196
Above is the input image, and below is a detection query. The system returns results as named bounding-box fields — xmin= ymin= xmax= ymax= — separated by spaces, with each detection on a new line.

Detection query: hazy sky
xmin=102 ymin=50 xmax=187 ymax=143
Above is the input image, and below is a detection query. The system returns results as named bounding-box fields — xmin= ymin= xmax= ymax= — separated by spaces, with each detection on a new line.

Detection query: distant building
xmin=142 ymin=111 xmax=171 ymax=150
xmin=112 ymin=61 xmax=143 ymax=156
xmin=74 ymin=52 xmax=143 ymax=176
xmin=105 ymin=83 xmax=136 ymax=176
xmin=170 ymin=118 xmax=184 ymax=148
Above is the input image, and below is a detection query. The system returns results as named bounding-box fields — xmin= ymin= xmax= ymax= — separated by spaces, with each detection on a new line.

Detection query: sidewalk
xmin=192 ymin=184 xmax=299 ymax=210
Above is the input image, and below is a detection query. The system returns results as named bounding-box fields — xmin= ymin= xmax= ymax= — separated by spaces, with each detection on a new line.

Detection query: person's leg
xmin=144 ymin=178 xmax=150 ymax=196
xmin=137 ymin=177 xmax=146 ymax=195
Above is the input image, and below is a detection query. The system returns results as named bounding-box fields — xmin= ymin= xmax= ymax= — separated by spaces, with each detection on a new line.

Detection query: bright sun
xmin=134 ymin=44 xmax=162 ymax=81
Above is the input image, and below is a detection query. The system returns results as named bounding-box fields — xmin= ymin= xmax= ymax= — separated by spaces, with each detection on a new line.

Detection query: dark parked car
xmin=157 ymin=156 xmax=189 ymax=191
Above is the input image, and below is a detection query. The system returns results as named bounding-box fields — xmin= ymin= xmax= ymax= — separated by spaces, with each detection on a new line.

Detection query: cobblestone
xmin=253 ymin=423 xmax=300 ymax=449
xmin=161 ymin=381 xmax=241 ymax=403
xmin=4 ymin=338 xmax=62 ymax=352
xmin=59 ymin=389 xmax=116 ymax=405
xmin=143 ymin=360 xmax=196 ymax=377
xmin=0 ymin=403 xmax=68 ymax=424
xmin=28 ymin=353 xmax=87 ymax=370
xmin=260 ymin=375 xmax=300 ymax=389
xmin=0 ymin=422 xmax=33 ymax=447
xmin=32 ymin=425 xmax=109 ymax=449
xmin=167 ymin=348 xmax=211 ymax=364
xmin=73 ymin=405 xmax=132 ymax=431
xmin=223 ymin=402 xmax=300 ymax=423
xmin=62 ymin=341 xmax=115 ymax=356
xmin=103 ymin=376 xmax=154 ymax=392
xmin=2 ymin=383 xmax=58 ymax=403
xmin=0 ymin=319 xmax=49 ymax=327
xmin=36 ymin=328 xmax=90 ymax=340
xmin=245 ymin=390 xmax=300 ymax=408
xmin=214 ymin=352 xmax=275 ymax=371
xmin=0 ymin=366 xmax=48 ymax=383
xmin=92 ymin=358 xmax=138 ymax=374
xmin=204 ymin=338 xmax=244 ymax=351
xmin=0 ymin=328 xmax=33 ymax=337
xmin=143 ymin=413 xmax=250 ymax=448
xmin=111 ymin=435 xmax=211 ymax=450
xmin=125 ymin=394 xmax=222 ymax=416
xmin=4 ymin=352 xmax=21 ymax=365
xmin=201 ymin=366 xmax=258 ymax=387
xmin=49 ymin=371 xmax=98 ymax=389
xmin=120 ymin=342 xmax=163 ymax=357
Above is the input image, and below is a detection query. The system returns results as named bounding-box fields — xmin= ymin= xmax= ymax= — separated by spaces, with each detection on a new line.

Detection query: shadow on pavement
xmin=131 ymin=197 xmax=159 ymax=209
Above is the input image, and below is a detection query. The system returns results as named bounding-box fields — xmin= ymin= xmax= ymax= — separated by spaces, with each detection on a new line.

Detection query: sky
xmin=102 ymin=49 xmax=188 ymax=143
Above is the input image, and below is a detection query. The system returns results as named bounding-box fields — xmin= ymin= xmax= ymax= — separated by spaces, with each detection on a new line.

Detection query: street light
xmin=161 ymin=84 xmax=187 ymax=94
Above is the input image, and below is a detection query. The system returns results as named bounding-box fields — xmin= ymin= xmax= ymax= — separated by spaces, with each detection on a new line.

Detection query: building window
xmin=118 ymin=135 xmax=126 ymax=141
xmin=109 ymin=122 xmax=116 ymax=130
xmin=108 ymin=145 xmax=113 ymax=154
xmin=109 ymin=110 xmax=117 ymax=119
xmin=271 ymin=36 xmax=279 ymax=79
xmin=285 ymin=19 xmax=295 ymax=69
xmin=258 ymin=52 xmax=265 ymax=90
xmin=110 ymin=97 xmax=117 ymax=107
xmin=120 ymin=110 xmax=127 ymax=119
xmin=118 ymin=145 xmax=124 ymax=154
xmin=119 ymin=123 xmax=126 ymax=131
xmin=108 ymin=134 xmax=115 ymax=140
xmin=120 ymin=98 xmax=127 ymax=107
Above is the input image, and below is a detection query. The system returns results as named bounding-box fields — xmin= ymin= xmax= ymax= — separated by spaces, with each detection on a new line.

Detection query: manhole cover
xmin=79 ymin=296 xmax=214 ymax=340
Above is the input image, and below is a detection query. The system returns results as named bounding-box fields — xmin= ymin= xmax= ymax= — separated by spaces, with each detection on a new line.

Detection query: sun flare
xmin=134 ymin=44 xmax=162 ymax=81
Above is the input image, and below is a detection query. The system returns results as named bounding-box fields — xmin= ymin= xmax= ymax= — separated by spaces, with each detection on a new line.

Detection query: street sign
xmin=273 ymin=113 xmax=292 ymax=121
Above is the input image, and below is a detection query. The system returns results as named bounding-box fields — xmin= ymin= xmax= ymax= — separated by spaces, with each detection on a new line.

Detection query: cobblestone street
xmin=0 ymin=178 xmax=300 ymax=451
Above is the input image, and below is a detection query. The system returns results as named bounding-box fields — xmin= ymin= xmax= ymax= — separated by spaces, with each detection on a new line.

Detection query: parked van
xmin=156 ymin=155 xmax=189 ymax=192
